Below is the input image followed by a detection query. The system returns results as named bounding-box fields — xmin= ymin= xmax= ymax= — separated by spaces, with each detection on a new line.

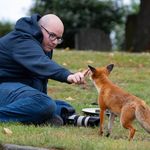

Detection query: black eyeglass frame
xmin=41 ymin=25 xmax=63 ymax=44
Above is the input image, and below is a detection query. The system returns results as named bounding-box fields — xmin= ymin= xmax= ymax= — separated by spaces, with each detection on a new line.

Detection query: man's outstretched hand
xmin=67 ymin=69 xmax=90 ymax=84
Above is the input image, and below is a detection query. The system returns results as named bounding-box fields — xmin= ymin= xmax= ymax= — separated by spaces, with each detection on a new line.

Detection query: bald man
xmin=0 ymin=14 xmax=87 ymax=125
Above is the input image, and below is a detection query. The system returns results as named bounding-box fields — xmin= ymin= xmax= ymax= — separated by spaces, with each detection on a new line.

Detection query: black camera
xmin=60 ymin=106 xmax=100 ymax=127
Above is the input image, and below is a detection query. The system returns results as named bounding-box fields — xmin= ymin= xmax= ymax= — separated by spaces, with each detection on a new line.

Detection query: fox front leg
xmin=99 ymin=109 xmax=105 ymax=136
xmin=106 ymin=112 xmax=116 ymax=137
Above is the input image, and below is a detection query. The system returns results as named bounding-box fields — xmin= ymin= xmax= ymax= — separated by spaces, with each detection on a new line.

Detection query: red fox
xmin=88 ymin=64 xmax=150 ymax=140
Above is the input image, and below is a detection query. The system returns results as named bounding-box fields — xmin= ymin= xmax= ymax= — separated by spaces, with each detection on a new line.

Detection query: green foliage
xmin=129 ymin=0 xmax=140 ymax=14
xmin=30 ymin=0 xmax=125 ymax=48
xmin=30 ymin=0 xmax=124 ymax=33
xmin=112 ymin=1 xmax=140 ymax=50
xmin=0 ymin=22 xmax=13 ymax=37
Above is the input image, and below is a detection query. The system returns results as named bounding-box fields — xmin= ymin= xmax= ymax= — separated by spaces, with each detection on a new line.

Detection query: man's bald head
xmin=38 ymin=14 xmax=64 ymax=36
xmin=38 ymin=14 xmax=64 ymax=52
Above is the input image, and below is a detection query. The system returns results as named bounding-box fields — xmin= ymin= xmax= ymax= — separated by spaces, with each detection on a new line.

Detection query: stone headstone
xmin=75 ymin=28 xmax=112 ymax=51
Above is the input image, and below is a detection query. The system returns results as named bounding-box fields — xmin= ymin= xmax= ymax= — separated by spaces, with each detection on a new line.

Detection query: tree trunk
xmin=132 ymin=0 xmax=150 ymax=52
xmin=125 ymin=14 xmax=137 ymax=51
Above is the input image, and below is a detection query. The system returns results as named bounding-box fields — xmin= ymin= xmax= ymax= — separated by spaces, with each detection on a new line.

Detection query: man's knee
xmin=33 ymin=94 xmax=57 ymax=119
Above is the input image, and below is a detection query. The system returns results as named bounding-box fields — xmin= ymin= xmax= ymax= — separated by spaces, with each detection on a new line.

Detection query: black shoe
xmin=46 ymin=115 xmax=64 ymax=127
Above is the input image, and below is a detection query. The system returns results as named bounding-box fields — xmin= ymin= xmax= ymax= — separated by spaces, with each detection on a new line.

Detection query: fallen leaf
xmin=64 ymin=47 xmax=70 ymax=51
xmin=109 ymin=53 xmax=114 ymax=57
xmin=66 ymin=96 xmax=75 ymax=101
xmin=62 ymin=62 xmax=67 ymax=66
xmin=87 ymin=60 xmax=93 ymax=64
xmin=3 ymin=128 xmax=13 ymax=135
xmin=138 ymin=64 xmax=144 ymax=68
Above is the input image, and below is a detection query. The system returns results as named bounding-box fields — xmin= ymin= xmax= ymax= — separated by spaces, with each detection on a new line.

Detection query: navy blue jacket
xmin=0 ymin=14 xmax=72 ymax=93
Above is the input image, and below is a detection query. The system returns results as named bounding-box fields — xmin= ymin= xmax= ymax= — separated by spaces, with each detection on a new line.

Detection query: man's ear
xmin=88 ymin=65 xmax=96 ymax=73
xmin=106 ymin=64 xmax=114 ymax=72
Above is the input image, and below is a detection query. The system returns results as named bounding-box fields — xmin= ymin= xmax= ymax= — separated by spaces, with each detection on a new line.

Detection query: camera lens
xmin=67 ymin=115 xmax=100 ymax=127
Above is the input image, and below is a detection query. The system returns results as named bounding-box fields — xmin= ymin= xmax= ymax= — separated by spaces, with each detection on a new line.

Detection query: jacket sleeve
xmin=11 ymin=37 xmax=72 ymax=83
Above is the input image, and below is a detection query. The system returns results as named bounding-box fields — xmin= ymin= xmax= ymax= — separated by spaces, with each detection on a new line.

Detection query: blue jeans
xmin=0 ymin=82 xmax=74 ymax=125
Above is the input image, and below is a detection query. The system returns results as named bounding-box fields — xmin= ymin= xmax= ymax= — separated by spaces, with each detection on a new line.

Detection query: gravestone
xmin=75 ymin=28 xmax=112 ymax=51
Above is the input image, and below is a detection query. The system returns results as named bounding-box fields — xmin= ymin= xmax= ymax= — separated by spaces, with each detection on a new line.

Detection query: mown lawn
xmin=0 ymin=50 xmax=150 ymax=150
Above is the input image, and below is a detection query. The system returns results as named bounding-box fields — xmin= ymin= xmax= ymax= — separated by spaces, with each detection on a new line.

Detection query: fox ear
xmin=88 ymin=65 xmax=96 ymax=73
xmin=106 ymin=64 xmax=114 ymax=72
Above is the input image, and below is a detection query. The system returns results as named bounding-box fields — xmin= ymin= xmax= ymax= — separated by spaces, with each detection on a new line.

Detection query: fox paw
xmin=98 ymin=130 xmax=103 ymax=136
xmin=106 ymin=132 xmax=110 ymax=137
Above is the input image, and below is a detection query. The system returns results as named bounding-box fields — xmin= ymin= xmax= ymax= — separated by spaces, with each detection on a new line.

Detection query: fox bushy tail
xmin=135 ymin=104 xmax=150 ymax=133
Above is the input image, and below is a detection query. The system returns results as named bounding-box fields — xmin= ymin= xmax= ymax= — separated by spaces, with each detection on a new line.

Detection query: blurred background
xmin=1 ymin=0 xmax=150 ymax=52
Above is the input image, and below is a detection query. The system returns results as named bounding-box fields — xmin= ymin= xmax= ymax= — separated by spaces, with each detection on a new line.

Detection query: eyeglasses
xmin=41 ymin=25 xmax=63 ymax=44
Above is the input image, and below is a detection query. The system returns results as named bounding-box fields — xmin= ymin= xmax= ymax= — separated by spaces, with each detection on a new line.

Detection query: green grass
xmin=0 ymin=50 xmax=150 ymax=150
